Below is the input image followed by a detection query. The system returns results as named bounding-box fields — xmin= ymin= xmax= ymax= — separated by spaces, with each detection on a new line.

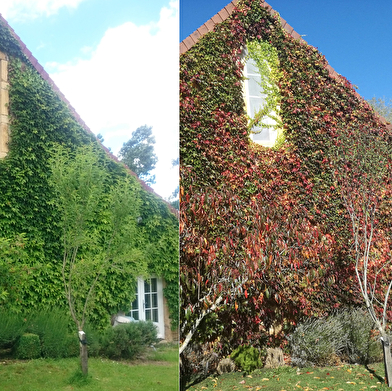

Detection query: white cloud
xmin=47 ymin=1 xmax=179 ymax=199
xmin=0 ymin=0 xmax=85 ymax=21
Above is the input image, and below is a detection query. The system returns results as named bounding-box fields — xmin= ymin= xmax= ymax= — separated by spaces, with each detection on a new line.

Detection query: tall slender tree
xmin=49 ymin=144 xmax=146 ymax=376
xmin=118 ymin=125 xmax=158 ymax=185
xmin=331 ymin=126 xmax=392 ymax=386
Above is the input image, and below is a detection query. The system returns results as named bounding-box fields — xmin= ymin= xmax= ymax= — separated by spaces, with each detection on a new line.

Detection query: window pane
xmin=248 ymin=75 xmax=262 ymax=97
xmin=144 ymin=280 xmax=151 ymax=293
xmin=153 ymin=309 xmax=158 ymax=323
xmin=127 ymin=282 xmax=139 ymax=319
xmin=246 ymin=58 xmax=259 ymax=75
xmin=131 ymin=311 xmax=139 ymax=321
xmin=131 ymin=297 xmax=138 ymax=310
xmin=252 ymin=128 xmax=269 ymax=141
xmin=151 ymin=278 xmax=157 ymax=292
xmin=152 ymin=293 xmax=158 ymax=308
xmin=146 ymin=309 xmax=151 ymax=321
xmin=145 ymin=294 xmax=151 ymax=309
xmin=249 ymin=97 xmax=264 ymax=117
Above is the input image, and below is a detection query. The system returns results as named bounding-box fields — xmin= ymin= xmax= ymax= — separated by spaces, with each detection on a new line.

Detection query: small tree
xmin=49 ymin=144 xmax=146 ymax=375
xmin=118 ymin=125 xmax=158 ymax=185
xmin=368 ymin=97 xmax=392 ymax=123
xmin=332 ymin=126 xmax=392 ymax=386
xmin=168 ymin=158 xmax=179 ymax=210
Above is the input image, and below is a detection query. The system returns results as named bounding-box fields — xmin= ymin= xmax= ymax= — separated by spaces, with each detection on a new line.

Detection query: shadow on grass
xmin=365 ymin=364 xmax=386 ymax=384
xmin=67 ymin=368 xmax=92 ymax=387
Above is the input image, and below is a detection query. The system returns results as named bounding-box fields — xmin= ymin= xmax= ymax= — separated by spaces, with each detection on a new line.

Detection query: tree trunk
xmin=79 ymin=330 xmax=88 ymax=376
xmin=381 ymin=334 xmax=392 ymax=387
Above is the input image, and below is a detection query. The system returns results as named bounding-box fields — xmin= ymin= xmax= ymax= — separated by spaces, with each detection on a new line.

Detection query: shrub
xmin=287 ymin=308 xmax=382 ymax=367
xmin=0 ymin=311 xmax=26 ymax=350
xmin=15 ymin=333 xmax=41 ymax=359
xmin=25 ymin=308 xmax=78 ymax=358
xmin=230 ymin=345 xmax=263 ymax=373
xmin=64 ymin=333 xmax=80 ymax=358
xmin=287 ymin=316 xmax=344 ymax=367
xmin=82 ymin=324 xmax=102 ymax=358
xmin=180 ymin=342 xmax=221 ymax=391
xmin=100 ymin=321 xmax=158 ymax=360
xmin=338 ymin=309 xmax=382 ymax=364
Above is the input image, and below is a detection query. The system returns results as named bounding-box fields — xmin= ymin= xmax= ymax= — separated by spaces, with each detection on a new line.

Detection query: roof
xmin=180 ymin=0 xmax=391 ymax=129
xmin=0 ymin=14 xmax=178 ymax=215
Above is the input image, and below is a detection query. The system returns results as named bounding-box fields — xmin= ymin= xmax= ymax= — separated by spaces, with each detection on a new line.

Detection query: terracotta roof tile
xmin=198 ymin=24 xmax=210 ymax=37
xmin=217 ymin=8 xmax=230 ymax=20
xmin=291 ymin=30 xmax=301 ymax=41
xmin=190 ymin=30 xmax=202 ymax=42
xmin=211 ymin=13 xmax=224 ymax=25
xmin=180 ymin=42 xmax=188 ymax=55
xmin=205 ymin=19 xmax=216 ymax=32
xmin=263 ymin=2 xmax=275 ymax=17
xmin=281 ymin=20 xmax=294 ymax=35
xmin=224 ymin=1 xmax=237 ymax=15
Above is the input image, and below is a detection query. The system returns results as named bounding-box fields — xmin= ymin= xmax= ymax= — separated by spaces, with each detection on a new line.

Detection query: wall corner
xmin=0 ymin=51 xmax=9 ymax=159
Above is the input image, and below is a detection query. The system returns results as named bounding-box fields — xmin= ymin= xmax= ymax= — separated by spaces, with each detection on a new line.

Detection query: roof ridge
xmin=179 ymin=0 xmax=391 ymax=130
xmin=0 ymin=14 xmax=178 ymax=214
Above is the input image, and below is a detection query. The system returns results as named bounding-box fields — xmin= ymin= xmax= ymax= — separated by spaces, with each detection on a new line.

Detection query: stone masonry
xmin=0 ymin=51 xmax=9 ymax=158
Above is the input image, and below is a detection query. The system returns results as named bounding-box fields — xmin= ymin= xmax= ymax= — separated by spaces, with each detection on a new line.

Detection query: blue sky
xmin=0 ymin=0 xmax=178 ymax=199
xmin=180 ymin=0 xmax=392 ymax=102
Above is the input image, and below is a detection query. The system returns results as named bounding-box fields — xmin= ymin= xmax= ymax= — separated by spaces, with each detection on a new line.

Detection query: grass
xmin=187 ymin=362 xmax=390 ymax=390
xmin=0 ymin=343 xmax=179 ymax=391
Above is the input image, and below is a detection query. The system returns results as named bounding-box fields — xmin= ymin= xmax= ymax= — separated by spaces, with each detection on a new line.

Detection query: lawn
xmin=0 ymin=343 xmax=179 ymax=391
xmin=187 ymin=362 xmax=390 ymax=391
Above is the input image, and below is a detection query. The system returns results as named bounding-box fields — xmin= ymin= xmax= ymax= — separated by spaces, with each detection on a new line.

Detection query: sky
xmin=0 ymin=0 xmax=179 ymax=199
xmin=180 ymin=0 xmax=392 ymax=103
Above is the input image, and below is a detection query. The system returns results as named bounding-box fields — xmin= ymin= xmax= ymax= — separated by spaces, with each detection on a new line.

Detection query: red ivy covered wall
xmin=180 ymin=0 xmax=392 ymax=350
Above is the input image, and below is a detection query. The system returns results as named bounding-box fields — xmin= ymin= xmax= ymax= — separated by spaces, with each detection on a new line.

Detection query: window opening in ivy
xmin=243 ymin=41 xmax=283 ymax=148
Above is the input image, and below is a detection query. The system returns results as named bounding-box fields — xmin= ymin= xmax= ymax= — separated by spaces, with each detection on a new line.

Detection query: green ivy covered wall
xmin=0 ymin=18 xmax=178 ymax=330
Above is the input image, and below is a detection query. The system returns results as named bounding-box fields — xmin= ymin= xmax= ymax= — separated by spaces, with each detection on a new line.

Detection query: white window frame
xmin=128 ymin=276 xmax=165 ymax=339
xmin=243 ymin=48 xmax=280 ymax=147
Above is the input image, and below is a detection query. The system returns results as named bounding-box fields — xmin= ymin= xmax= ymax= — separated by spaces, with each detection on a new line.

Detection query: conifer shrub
xmin=14 ymin=333 xmax=41 ymax=359
xmin=230 ymin=345 xmax=263 ymax=373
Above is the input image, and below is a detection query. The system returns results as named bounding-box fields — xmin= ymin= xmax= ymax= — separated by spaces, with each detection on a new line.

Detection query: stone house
xmin=0 ymin=14 xmax=178 ymax=341
xmin=180 ymin=0 xmax=391 ymax=348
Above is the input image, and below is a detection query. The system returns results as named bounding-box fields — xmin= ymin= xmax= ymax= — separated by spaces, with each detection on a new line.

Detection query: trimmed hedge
xmin=15 ymin=333 xmax=41 ymax=359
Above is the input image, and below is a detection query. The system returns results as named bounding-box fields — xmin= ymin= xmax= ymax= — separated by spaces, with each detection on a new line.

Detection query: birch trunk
xmin=79 ymin=330 xmax=88 ymax=376
xmin=381 ymin=334 xmax=392 ymax=387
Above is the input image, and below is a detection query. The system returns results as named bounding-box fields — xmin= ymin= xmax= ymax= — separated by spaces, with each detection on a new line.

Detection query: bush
xmin=230 ymin=345 xmax=263 ymax=373
xmin=287 ymin=316 xmax=344 ymax=367
xmin=0 ymin=309 xmax=107 ymax=359
xmin=82 ymin=324 xmax=102 ymax=358
xmin=339 ymin=309 xmax=382 ymax=364
xmin=25 ymin=309 xmax=72 ymax=358
xmin=287 ymin=308 xmax=382 ymax=367
xmin=15 ymin=333 xmax=41 ymax=359
xmin=100 ymin=321 xmax=158 ymax=360
xmin=0 ymin=312 xmax=27 ymax=351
